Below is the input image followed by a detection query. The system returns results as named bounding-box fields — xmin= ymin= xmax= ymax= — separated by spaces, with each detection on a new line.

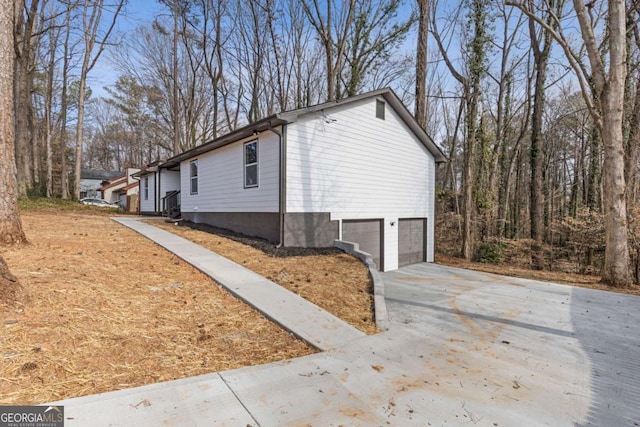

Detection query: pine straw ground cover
xmin=0 ymin=209 xmax=314 ymax=405
xmin=147 ymin=220 xmax=377 ymax=335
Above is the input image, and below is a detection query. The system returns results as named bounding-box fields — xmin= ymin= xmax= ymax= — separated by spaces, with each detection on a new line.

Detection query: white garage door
xmin=398 ymin=218 xmax=426 ymax=266
xmin=343 ymin=219 xmax=383 ymax=270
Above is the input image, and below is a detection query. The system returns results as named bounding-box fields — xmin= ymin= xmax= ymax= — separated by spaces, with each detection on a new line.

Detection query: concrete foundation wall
xmin=183 ymin=212 xmax=280 ymax=243
xmin=283 ymin=213 xmax=339 ymax=247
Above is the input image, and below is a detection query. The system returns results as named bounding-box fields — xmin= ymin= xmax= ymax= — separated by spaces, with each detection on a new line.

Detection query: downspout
xmin=157 ymin=168 xmax=161 ymax=214
xmin=266 ymin=122 xmax=285 ymax=247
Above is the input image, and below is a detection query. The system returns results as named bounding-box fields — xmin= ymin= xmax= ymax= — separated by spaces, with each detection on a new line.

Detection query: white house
xmin=79 ymin=169 xmax=121 ymax=199
xmin=132 ymin=161 xmax=181 ymax=216
xmin=148 ymin=89 xmax=446 ymax=271
xmin=99 ymin=167 xmax=140 ymax=210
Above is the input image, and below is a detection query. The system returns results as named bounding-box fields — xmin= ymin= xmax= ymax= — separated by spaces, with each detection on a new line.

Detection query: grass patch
xmin=19 ymin=197 xmax=121 ymax=214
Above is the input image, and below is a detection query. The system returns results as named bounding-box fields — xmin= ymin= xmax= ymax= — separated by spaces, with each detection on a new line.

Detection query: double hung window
xmin=190 ymin=160 xmax=198 ymax=194
xmin=244 ymin=141 xmax=258 ymax=188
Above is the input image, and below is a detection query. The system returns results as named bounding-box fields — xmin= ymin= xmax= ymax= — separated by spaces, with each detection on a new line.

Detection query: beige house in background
xmin=99 ymin=167 xmax=140 ymax=212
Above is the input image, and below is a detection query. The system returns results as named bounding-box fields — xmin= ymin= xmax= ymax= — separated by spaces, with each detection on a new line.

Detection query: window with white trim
xmin=244 ymin=141 xmax=258 ymax=188
xmin=144 ymin=177 xmax=149 ymax=200
xmin=190 ymin=160 xmax=198 ymax=194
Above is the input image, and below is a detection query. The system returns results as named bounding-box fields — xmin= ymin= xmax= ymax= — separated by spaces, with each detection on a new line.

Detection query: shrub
xmin=473 ymin=241 xmax=503 ymax=264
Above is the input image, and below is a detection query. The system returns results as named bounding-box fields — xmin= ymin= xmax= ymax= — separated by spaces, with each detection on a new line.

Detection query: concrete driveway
xmin=381 ymin=263 xmax=640 ymax=426
xmin=54 ymin=257 xmax=640 ymax=426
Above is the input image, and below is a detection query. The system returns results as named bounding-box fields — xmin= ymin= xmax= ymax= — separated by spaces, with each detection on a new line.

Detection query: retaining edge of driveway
xmin=334 ymin=240 xmax=390 ymax=331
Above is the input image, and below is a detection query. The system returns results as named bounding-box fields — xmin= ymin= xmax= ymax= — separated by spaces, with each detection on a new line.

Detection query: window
xmin=244 ymin=141 xmax=258 ymax=188
xmin=144 ymin=177 xmax=149 ymax=200
xmin=376 ymin=99 xmax=385 ymax=120
xmin=190 ymin=160 xmax=198 ymax=194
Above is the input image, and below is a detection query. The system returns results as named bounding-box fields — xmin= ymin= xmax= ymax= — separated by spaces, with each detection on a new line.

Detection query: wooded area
xmin=4 ymin=0 xmax=640 ymax=287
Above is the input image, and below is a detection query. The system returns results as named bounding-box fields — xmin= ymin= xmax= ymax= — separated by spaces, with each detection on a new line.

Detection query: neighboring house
xmin=145 ymin=88 xmax=446 ymax=271
xmin=99 ymin=167 xmax=140 ymax=210
xmin=132 ymin=160 xmax=181 ymax=216
xmin=80 ymin=169 xmax=122 ymax=199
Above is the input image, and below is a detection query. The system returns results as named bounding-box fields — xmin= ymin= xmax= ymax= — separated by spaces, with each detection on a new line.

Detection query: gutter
xmin=266 ymin=122 xmax=285 ymax=247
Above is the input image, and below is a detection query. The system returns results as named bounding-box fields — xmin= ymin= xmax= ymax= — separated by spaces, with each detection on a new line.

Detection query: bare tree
xmin=301 ymin=0 xmax=355 ymax=101
xmin=72 ymin=0 xmax=123 ymax=200
xmin=58 ymin=1 xmax=74 ymax=199
xmin=156 ymin=0 xmax=182 ymax=155
xmin=432 ymin=0 xmax=491 ymax=259
xmin=41 ymin=0 xmax=61 ymax=198
xmin=509 ymin=0 xmax=631 ymax=285
xmin=528 ymin=0 xmax=564 ymax=269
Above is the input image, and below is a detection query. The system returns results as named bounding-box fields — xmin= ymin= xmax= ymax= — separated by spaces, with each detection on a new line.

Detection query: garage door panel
xmin=399 ymin=218 xmax=425 ymax=266
xmin=343 ymin=219 xmax=382 ymax=270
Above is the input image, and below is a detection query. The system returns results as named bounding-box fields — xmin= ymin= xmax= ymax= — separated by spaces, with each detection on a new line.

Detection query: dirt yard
xmin=147 ymin=220 xmax=377 ymax=335
xmin=436 ymin=254 xmax=640 ymax=296
xmin=0 ymin=209 xmax=315 ymax=405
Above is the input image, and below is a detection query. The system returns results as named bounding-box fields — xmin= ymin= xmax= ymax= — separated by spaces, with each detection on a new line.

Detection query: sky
xmin=89 ymin=1 xmax=164 ymax=97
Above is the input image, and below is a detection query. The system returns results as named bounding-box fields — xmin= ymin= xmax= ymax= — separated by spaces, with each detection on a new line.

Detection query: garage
xmin=398 ymin=218 xmax=426 ymax=266
xmin=343 ymin=219 xmax=383 ymax=270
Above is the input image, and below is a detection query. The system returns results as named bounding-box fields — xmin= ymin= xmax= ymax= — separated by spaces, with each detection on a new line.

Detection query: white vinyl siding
xmin=159 ymin=169 xmax=181 ymax=213
xmin=138 ymin=173 xmax=156 ymax=213
xmin=286 ymin=96 xmax=436 ymax=269
xmin=160 ymin=170 xmax=180 ymax=193
xmin=180 ymin=132 xmax=280 ymax=213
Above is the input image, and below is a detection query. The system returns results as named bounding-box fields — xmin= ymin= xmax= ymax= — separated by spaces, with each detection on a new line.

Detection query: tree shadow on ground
xmin=571 ymin=287 xmax=640 ymax=426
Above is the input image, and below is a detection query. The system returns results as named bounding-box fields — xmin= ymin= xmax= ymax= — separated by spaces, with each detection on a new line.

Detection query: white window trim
xmin=244 ymin=140 xmax=258 ymax=188
xmin=144 ymin=177 xmax=149 ymax=200
xmin=190 ymin=159 xmax=198 ymax=195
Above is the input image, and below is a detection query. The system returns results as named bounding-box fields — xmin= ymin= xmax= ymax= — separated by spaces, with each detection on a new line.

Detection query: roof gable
xmin=99 ymin=175 xmax=126 ymax=191
xmin=80 ymin=169 xmax=122 ymax=181
xmin=162 ymin=88 xmax=446 ymax=167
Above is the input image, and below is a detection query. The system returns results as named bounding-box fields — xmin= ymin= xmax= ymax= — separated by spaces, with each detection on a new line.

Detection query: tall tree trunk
xmin=573 ymin=0 xmax=631 ymax=285
xmin=172 ymin=0 xmax=180 ymax=155
xmin=414 ymin=0 xmax=428 ymax=129
xmin=73 ymin=77 xmax=88 ymax=199
xmin=431 ymin=0 xmax=488 ymax=259
xmin=461 ymin=90 xmax=478 ymax=259
xmin=14 ymin=0 xmax=40 ymax=197
xmin=44 ymin=17 xmax=56 ymax=198
xmin=528 ymin=5 xmax=554 ymax=269
xmin=625 ymin=78 xmax=640 ymax=208
xmin=586 ymin=126 xmax=601 ymax=211
xmin=59 ymin=3 xmax=74 ymax=199
xmin=601 ymin=42 xmax=630 ymax=285
xmin=0 ymin=0 xmax=27 ymax=245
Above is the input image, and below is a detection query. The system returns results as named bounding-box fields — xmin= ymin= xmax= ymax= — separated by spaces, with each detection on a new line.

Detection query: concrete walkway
xmin=112 ymin=217 xmax=365 ymax=350
xmin=50 ymin=221 xmax=640 ymax=426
